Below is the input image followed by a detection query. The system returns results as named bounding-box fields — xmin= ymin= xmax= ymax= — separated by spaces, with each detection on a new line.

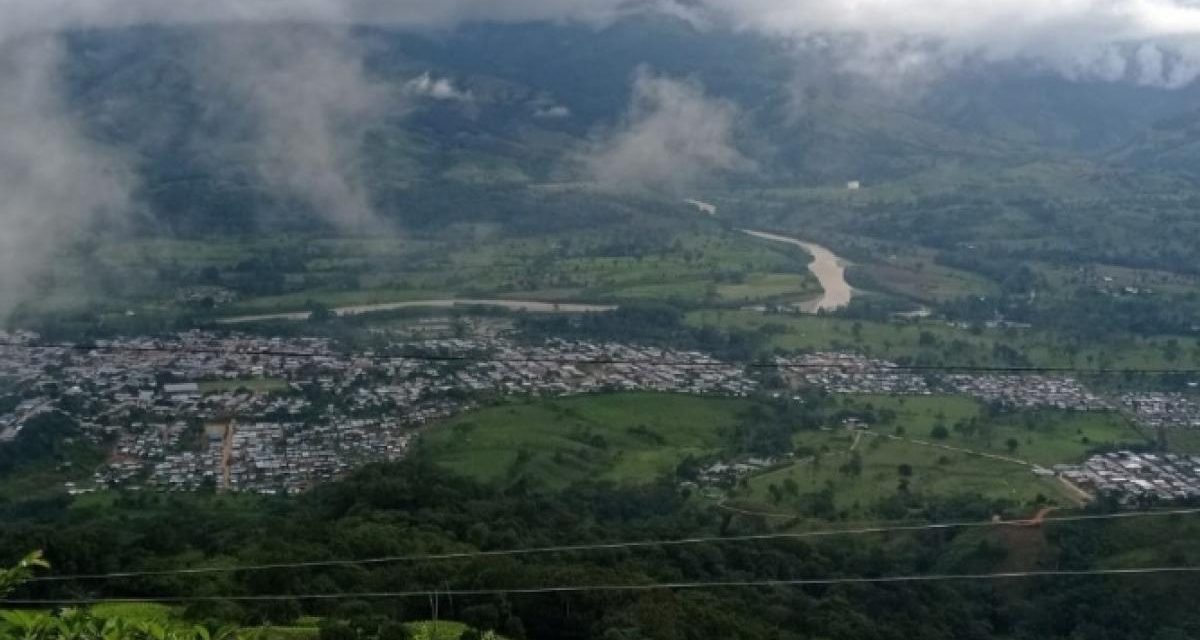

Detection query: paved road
xmin=219 ymin=298 xmax=617 ymax=324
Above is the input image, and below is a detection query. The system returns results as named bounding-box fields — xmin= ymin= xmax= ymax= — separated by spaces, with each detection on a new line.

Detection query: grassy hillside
xmin=686 ymin=308 xmax=1200 ymax=369
xmin=736 ymin=431 xmax=1071 ymax=517
xmin=423 ymin=393 xmax=757 ymax=488
xmin=728 ymin=394 xmax=1146 ymax=518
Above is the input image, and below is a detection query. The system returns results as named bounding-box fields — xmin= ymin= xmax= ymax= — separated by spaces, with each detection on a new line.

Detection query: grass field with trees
xmin=422 ymin=393 xmax=758 ymax=489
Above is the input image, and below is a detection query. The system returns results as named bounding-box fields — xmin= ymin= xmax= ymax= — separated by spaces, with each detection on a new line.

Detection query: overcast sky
xmin=5 ymin=0 xmax=1200 ymax=86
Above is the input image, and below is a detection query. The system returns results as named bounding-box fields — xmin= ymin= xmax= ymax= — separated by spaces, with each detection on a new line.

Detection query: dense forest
xmin=1 ymin=455 xmax=1198 ymax=640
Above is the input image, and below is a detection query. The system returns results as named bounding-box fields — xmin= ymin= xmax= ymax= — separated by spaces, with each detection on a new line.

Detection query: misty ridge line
xmin=0 ymin=26 xmax=544 ymax=318
xmin=2 ymin=1 xmax=1200 ymax=319
xmin=4 ymin=1 xmax=1200 ymax=86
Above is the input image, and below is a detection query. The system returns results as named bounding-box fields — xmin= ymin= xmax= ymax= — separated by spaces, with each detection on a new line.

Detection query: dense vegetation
xmin=0 ymin=458 xmax=1198 ymax=640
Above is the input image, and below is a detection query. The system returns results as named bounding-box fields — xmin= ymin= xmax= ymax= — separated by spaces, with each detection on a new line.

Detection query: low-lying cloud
xmin=404 ymin=72 xmax=472 ymax=101
xmin=711 ymin=0 xmax=1200 ymax=88
xmin=193 ymin=26 xmax=392 ymax=231
xmin=6 ymin=0 xmax=1200 ymax=88
xmin=0 ymin=36 xmax=133 ymax=317
xmin=581 ymin=69 xmax=750 ymax=193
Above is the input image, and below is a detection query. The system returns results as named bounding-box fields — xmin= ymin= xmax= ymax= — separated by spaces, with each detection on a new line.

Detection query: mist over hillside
xmin=39 ymin=18 xmax=1200 ymax=232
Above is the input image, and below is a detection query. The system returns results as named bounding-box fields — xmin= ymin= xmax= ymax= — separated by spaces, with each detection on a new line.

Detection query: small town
xmin=3 ymin=332 xmax=1200 ymax=497
xmin=1056 ymin=451 xmax=1200 ymax=505
xmin=0 ymin=331 xmax=756 ymax=494
xmin=1120 ymin=392 xmax=1200 ymax=430
xmin=779 ymin=352 xmax=1112 ymax=411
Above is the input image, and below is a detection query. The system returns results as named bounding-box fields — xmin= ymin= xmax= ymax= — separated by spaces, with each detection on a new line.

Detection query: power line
xmin=0 ymin=340 xmax=1196 ymax=375
xmin=10 ymin=565 xmax=1200 ymax=604
xmin=27 ymin=508 xmax=1200 ymax=584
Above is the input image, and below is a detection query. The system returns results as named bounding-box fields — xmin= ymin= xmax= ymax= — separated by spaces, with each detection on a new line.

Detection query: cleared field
xmin=836 ymin=395 xmax=1148 ymax=466
xmin=716 ymin=273 xmax=821 ymax=303
xmin=1166 ymin=429 xmax=1200 ymax=455
xmin=90 ymin=602 xmax=175 ymax=623
xmin=422 ymin=393 xmax=756 ymax=489
xmin=78 ymin=222 xmax=828 ymax=320
xmin=852 ymin=256 xmax=999 ymax=302
xmin=729 ymin=396 xmax=1146 ymax=518
xmin=738 ymin=429 xmax=1072 ymax=517
xmin=686 ymin=309 xmax=1200 ymax=369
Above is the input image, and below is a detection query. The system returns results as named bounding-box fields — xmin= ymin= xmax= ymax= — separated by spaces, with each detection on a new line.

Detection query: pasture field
xmin=730 ymin=395 xmax=1145 ymax=518
xmin=834 ymin=395 xmax=1148 ymax=466
xmin=686 ymin=309 xmax=1200 ymax=369
xmin=71 ymin=225 xmax=822 ymax=320
xmin=850 ymin=254 xmax=999 ymax=302
xmin=1165 ymin=429 xmax=1200 ymax=455
xmin=737 ymin=429 xmax=1073 ymax=518
xmin=89 ymin=602 xmax=175 ymax=623
xmin=422 ymin=393 xmax=756 ymax=489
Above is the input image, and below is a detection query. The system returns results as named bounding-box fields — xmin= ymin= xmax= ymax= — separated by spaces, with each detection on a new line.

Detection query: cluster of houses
xmin=0 ymin=331 xmax=759 ymax=494
xmin=694 ymin=456 xmax=783 ymax=488
xmin=6 ymin=327 xmax=1200 ymax=498
xmin=136 ymin=417 xmax=424 ymax=494
xmin=938 ymin=374 xmax=1111 ymax=411
xmin=449 ymin=338 xmax=757 ymax=397
xmin=781 ymin=353 xmax=933 ymax=395
xmin=1121 ymin=393 xmax=1200 ymax=430
xmin=1056 ymin=452 xmax=1200 ymax=505
xmin=777 ymin=353 xmax=1110 ymax=411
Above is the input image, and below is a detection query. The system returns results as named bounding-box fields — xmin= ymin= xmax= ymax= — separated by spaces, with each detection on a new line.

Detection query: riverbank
xmin=740 ymin=229 xmax=854 ymax=312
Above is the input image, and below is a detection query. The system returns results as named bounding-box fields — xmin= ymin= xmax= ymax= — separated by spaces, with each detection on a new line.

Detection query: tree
xmin=1005 ymin=438 xmax=1020 ymax=454
xmin=840 ymin=451 xmax=863 ymax=477
xmin=0 ymin=551 xmax=240 ymax=640
xmin=0 ymin=550 xmax=47 ymax=595
xmin=378 ymin=622 xmax=412 ymax=640
xmin=930 ymin=425 xmax=950 ymax=440
xmin=783 ymin=477 xmax=799 ymax=497
xmin=308 ymin=301 xmax=337 ymax=324
xmin=319 ymin=621 xmax=359 ymax=640
xmin=897 ymin=463 xmax=913 ymax=478
xmin=461 ymin=604 xmax=500 ymax=633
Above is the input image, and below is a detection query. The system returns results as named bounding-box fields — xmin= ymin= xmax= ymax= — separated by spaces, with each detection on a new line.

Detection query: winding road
xmin=219 ymin=299 xmax=617 ymax=324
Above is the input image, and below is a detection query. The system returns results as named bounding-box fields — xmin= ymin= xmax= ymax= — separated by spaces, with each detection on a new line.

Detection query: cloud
xmin=706 ymin=0 xmax=1200 ymax=88
xmin=0 ymin=36 xmax=134 ymax=317
xmin=581 ymin=69 xmax=751 ymax=193
xmin=404 ymin=72 xmax=472 ymax=101
xmin=5 ymin=1 xmax=1200 ymax=88
xmin=534 ymin=104 xmax=572 ymax=119
xmin=0 ymin=0 xmax=670 ymax=41
xmin=192 ymin=26 xmax=393 ymax=231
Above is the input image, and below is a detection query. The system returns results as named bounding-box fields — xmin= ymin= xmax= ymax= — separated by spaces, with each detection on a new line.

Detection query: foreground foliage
xmin=0 ymin=458 xmax=1198 ymax=639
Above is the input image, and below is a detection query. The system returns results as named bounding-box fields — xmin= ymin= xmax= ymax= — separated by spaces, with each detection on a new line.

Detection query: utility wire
xmin=10 ymin=566 xmax=1200 ymax=604
xmin=26 ymin=508 xmax=1200 ymax=584
xmin=0 ymin=340 xmax=1194 ymax=375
